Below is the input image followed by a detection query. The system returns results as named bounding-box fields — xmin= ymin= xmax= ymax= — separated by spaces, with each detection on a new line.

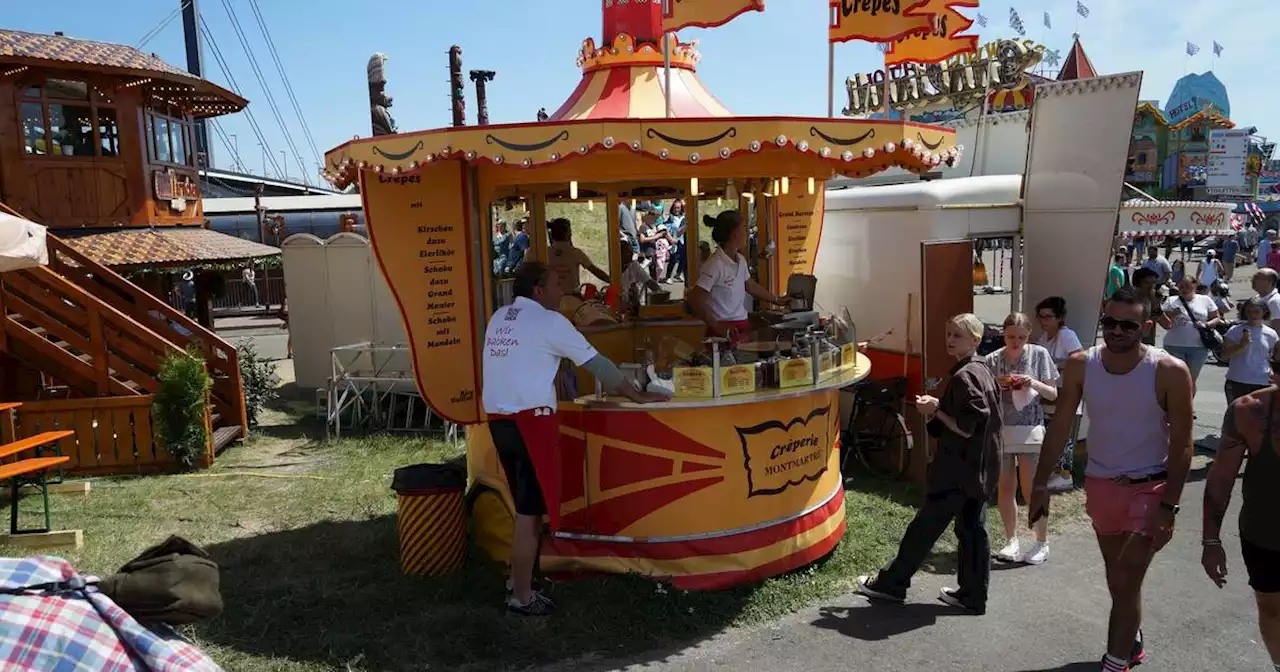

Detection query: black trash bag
xmin=391 ymin=463 xmax=466 ymax=495
xmin=97 ymin=535 xmax=223 ymax=625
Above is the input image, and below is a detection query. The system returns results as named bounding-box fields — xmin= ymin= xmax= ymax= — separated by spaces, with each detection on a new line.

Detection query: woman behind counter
xmin=547 ymin=217 xmax=610 ymax=297
xmin=685 ymin=211 xmax=787 ymax=344
xmin=857 ymin=313 xmax=1002 ymax=614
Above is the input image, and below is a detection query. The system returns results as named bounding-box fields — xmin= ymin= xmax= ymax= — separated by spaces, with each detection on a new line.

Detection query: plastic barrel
xmin=391 ymin=463 xmax=467 ymax=576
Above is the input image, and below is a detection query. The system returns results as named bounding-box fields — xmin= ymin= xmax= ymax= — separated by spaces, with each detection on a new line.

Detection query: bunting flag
xmin=1213 ymin=41 xmax=1224 ymax=56
xmin=829 ymin=0 xmax=931 ymax=45
xmin=662 ymin=0 xmax=764 ymax=32
xmin=1043 ymin=11 xmax=1051 ymax=29
xmin=885 ymin=3 xmax=979 ymax=66
xmin=1009 ymin=8 xmax=1026 ymax=36
xmin=1076 ymin=1 xmax=1089 ymax=18
xmin=975 ymin=12 xmax=988 ymax=27
xmin=1186 ymin=41 xmax=1200 ymax=56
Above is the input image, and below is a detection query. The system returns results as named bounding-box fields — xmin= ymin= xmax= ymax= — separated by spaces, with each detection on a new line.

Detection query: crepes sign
xmin=737 ymin=405 xmax=832 ymax=497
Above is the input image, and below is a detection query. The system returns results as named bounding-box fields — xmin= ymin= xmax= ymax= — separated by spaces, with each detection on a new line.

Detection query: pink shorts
xmin=1084 ymin=476 xmax=1166 ymax=537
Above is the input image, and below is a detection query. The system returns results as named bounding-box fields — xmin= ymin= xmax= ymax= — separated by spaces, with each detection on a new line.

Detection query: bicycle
xmin=839 ymin=376 xmax=914 ymax=480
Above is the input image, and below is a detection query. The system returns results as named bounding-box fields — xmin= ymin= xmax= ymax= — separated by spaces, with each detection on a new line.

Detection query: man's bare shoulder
xmin=1153 ymin=349 xmax=1191 ymax=376
xmin=1232 ymin=387 xmax=1275 ymax=413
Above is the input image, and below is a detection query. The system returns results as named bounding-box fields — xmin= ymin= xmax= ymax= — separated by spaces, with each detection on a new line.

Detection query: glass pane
xmin=21 ymin=102 xmax=47 ymax=155
xmin=23 ymin=85 xmax=41 ymax=98
xmin=97 ymin=107 xmax=119 ymax=157
xmin=153 ymin=117 xmax=171 ymax=163
xmin=45 ymin=79 xmax=89 ymax=100
xmin=489 ymin=198 xmax=529 ymax=309
xmin=170 ymin=121 xmax=187 ymax=165
xmin=623 ymin=187 xmax=683 ymax=308
xmin=547 ymin=193 xmax=611 ymax=301
xmin=48 ymin=103 xmax=94 ymax=157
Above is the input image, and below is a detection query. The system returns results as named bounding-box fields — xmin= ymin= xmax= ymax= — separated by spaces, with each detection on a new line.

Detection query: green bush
xmin=237 ymin=343 xmax=278 ymax=429
xmin=153 ymin=348 xmax=212 ymax=470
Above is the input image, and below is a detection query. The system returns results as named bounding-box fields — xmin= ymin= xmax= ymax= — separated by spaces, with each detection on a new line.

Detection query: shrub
xmin=153 ymin=348 xmax=212 ymax=470
xmin=238 ymin=342 xmax=278 ymax=429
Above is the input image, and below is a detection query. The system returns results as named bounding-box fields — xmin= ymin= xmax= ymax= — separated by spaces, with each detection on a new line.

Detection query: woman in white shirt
xmin=1034 ymin=296 xmax=1085 ymax=492
xmin=686 ymin=211 xmax=786 ymax=344
xmin=1196 ymin=249 xmax=1224 ymax=290
xmin=1220 ymin=297 xmax=1280 ymax=403
xmin=1157 ymin=275 xmax=1223 ymax=395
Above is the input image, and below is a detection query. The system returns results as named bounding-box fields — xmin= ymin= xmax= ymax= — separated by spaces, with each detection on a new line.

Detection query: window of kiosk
xmin=545 ymin=188 xmax=611 ymax=302
xmin=487 ymin=196 xmax=530 ymax=310
xmin=619 ymin=185 xmax=688 ymax=311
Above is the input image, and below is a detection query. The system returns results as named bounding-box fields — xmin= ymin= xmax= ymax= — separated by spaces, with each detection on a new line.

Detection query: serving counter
xmin=467 ymin=353 xmax=870 ymax=590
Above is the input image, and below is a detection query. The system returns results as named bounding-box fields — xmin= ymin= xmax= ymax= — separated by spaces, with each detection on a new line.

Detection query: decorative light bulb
xmin=588 ymin=199 xmax=595 ymax=211
xmin=781 ymin=177 xmax=790 ymax=195
xmin=808 ymin=177 xmax=816 ymax=195
xmin=690 ymin=177 xmax=699 ymax=196
xmin=570 ymin=180 xmax=578 ymax=200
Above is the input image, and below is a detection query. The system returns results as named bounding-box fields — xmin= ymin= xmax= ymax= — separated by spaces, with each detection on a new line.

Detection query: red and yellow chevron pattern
xmin=397 ymin=490 xmax=467 ymax=576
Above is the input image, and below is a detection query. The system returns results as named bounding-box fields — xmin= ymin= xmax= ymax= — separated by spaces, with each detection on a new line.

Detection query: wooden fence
xmin=1 ymin=396 xmax=212 ymax=476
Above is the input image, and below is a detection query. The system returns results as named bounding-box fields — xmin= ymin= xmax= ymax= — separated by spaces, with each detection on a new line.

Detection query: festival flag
xmin=1213 ymin=41 xmax=1224 ymax=56
xmin=975 ymin=12 xmax=988 ymax=27
xmin=829 ymin=0 xmax=933 ymax=44
xmin=885 ymin=3 xmax=979 ymax=66
xmin=662 ymin=0 xmax=764 ymax=32
xmin=1009 ymin=8 xmax=1026 ymax=36
xmin=1043 ymin=11 xmax=1051 ymax=29
xmin=1076 ymin=1 xmax=1090 ymax=18
xmin=1186 ymin=41 xmax=1200 ymax=56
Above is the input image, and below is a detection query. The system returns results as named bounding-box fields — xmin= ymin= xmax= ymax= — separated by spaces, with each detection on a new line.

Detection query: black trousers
xmin=875 ymin=488 xmax=990 ymax=606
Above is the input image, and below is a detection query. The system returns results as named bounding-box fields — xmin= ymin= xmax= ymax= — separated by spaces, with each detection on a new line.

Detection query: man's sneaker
xmin=1048 ymin=473 xmax=1075 ymax=492
xmin=1022 ymin=541 xmax=1050 ymax=565
xmin=505 ymin=577 xmax=546 ymax=595
xmin=995 ymin=538 xmax=1022 ymax=562
xmin=937 ymin=587 xmax=986 ymax=615
xmin=506 ymin=592 xmax=556 ymax=617
xmin=1129 ymin=628 xmax=1147 ymax=667
xmin=855 ymin=575 xmax=905 ymax=603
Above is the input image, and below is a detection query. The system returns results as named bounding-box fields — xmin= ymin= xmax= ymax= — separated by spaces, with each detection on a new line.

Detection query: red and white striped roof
xmin=550 ymin=63 xmax=731 ymax=120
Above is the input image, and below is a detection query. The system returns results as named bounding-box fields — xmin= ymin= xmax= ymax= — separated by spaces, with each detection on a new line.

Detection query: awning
xmin=58 ymin=227 xmax=279 ymax=270
xmin=1118 ymin=200 xmax=1236 ymax=238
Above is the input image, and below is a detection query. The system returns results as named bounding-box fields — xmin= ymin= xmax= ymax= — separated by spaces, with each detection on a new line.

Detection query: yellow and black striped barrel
xmin=396 ymin=486 xmax=467 ymax=576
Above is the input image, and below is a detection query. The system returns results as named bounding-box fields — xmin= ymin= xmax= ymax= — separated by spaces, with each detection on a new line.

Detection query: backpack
xmin=97 ymin=535 xmax=223 ymax=625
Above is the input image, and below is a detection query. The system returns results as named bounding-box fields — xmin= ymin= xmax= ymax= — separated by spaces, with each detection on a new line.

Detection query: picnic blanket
xmin=0 ymin=556 xmax=222 ymax=671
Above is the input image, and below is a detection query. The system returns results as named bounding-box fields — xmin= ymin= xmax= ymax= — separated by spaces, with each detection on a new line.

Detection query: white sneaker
xmin=995 ymin=538 xmax=1021 ymax=562
xmin=1048 ymin=474 xmax=1075 ymax=492
xmin=1022 ymin=541 xmax=1050 ymax=565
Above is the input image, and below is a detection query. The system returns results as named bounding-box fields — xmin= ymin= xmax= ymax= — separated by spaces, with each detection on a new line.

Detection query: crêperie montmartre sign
xmin=843 ymin=39 xmax=1043 ymax=116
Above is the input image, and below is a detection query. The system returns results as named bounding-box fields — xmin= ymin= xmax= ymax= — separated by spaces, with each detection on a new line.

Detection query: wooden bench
xmin=0 ymin=426 xmax=78 ymax=548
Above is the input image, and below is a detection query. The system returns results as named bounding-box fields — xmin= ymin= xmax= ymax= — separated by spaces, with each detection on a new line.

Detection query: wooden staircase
xmin=0 ymin=235 xmax=247 ymax=458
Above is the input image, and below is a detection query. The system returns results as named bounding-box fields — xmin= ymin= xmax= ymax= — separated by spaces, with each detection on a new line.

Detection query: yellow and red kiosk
xmin=323 ymin=2 xmax=959 ymax=589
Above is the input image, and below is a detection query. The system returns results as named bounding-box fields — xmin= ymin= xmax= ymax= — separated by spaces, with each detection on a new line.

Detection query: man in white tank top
xmin=1031 ymin=286 xmax=1195 ymax=672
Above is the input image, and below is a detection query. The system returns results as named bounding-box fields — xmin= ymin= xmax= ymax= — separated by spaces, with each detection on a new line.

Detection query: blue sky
xmin=7 ymin=0 xmax=1274 ymax=182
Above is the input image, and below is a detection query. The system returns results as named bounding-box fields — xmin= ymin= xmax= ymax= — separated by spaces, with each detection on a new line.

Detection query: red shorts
xmin=708 ymin=320 xmax=752 ymax=347
xmin=1084 ymin=476 xmax=1166 ymax=537
xmin=488 ymin=407 xmax=562 ymax=531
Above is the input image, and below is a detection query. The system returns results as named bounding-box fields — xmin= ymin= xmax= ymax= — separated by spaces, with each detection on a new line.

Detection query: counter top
xmin=570 ymin=353 xmax=872 ymax=410
xmin=578 ymin=319 xmax=705 ymax=334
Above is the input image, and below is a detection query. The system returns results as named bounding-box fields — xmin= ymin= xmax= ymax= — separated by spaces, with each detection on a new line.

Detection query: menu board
xmin=360 ymin=162 xmax=481 ymax=424
xmin=775 ymin=190 xmax=825 ymax=293
xmin=673 ymin=366 xmax=715 ymax=398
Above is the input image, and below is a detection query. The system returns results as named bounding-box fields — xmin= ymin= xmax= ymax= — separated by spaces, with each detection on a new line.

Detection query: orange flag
xmin=884 ymin=3 xmax=978 ymax=65
xmin=663 ymin=0 xmax=765 ymax=32
xmin=829 ymin=0 xmax=935 ymax=44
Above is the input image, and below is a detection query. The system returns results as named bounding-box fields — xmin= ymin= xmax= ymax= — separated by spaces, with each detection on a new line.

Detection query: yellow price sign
xmin=673 ymin=366 xmax=715 ymax=398
xmin=719 ymin=364 xmax=757 ymax=396
xmin=779 ymin=358 xmax=814 ymax=389
xmin=841 ymin=343 xmax=857 ymax=369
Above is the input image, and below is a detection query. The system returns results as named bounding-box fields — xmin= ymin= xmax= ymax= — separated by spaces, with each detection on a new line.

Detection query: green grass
xmin=0 ymin=408 xmax=1086 ymax=672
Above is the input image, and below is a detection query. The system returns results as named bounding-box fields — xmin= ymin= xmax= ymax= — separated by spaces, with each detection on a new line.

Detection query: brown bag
xmin=97 ymin=535 xmax=223 ymax=625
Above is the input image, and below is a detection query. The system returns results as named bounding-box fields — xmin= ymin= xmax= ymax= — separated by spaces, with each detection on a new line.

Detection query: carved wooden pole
xmin=469 ymin=70 xmax=496 ymax=126
xmin=449 ymin=46 xmax=466 ymax=127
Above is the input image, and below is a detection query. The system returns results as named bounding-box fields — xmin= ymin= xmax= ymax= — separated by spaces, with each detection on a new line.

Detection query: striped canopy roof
xmin=551 ymin=65 xmax=731 ymax=120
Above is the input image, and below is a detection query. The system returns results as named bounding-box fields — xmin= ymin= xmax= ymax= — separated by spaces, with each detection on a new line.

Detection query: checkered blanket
xmin=0 ymin=556 xmax=222 ymax=671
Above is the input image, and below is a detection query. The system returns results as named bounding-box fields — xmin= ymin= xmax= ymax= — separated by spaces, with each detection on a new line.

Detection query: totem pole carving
xmin=367 ymin=53 xmax=396 ymax=136
xmin=469 ymin=70 xmax=496 ymax=126
xmin=449 ymin=46 xmax=466 ymax=127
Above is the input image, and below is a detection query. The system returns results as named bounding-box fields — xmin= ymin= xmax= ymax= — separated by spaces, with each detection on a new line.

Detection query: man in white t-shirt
xmin=1252 ymin=268 xmax=1280 ymax=334
xmin=482 ymin=262 xmax=662 ymax=616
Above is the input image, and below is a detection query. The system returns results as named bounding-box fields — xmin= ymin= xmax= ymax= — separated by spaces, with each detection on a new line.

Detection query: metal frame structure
xmin=325 ymin=342 xmax=458 ymax=442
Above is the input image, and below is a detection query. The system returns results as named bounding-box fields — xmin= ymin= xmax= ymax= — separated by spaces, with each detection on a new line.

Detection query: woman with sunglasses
xmin=1157 ymin=275 xmax=1222 ymax=396
xmin=1036 ymin=297 xmax=1085 ymax=492
xmin=1221 ymin=297 xmax=1280 ymax=404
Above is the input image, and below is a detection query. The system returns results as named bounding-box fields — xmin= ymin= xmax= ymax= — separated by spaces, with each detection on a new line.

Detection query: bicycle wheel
xmin=849 ymin=404 xmax=913 ymax=479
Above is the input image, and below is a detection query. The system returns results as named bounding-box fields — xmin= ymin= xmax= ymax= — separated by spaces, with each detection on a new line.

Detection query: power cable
xmin=208 ymin=119 xmax=246 ymax=172
xmin=219 ymin=0 xmax=311 ymax=184
xmin=246 ymin=0 xmax=323 ymax=168
xmin=135 ymin=0 xmax=190 ymax=49
xmin=198 ymin=15 xmax=283 ymax=178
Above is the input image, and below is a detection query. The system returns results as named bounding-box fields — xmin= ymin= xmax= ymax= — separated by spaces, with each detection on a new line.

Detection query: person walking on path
xmin=987 ymin=313 xmax=1059 ymax=564
xmin=1035 ymin=297 xmax=1085 ymax=492
xmin=1105 ymin=252 xmax=1127 ymax=300
xmin=1031 ymin=287 xmax=1195 ymax=671
xmin=482 ymin=262 xmax=662 ymax=616
xmin=1131 ymin=268 xmax=1164 ymax=347
xmin=857 ymin=313 xmax=1002 ymax=614
xmin=1196 ymin=250 xmax=1224 ymax=291
xmin=1141 ymin=246 xmax=1173 ymax=285
xmin=1221 ymin=297 xmax=1280 ymax=404
xmin=1202 ymin=383 xmax=1280 ymax=669
xmin=1252 ymin=269 xmax=1280 ymax=334
xmin=1259 ymin=231 xmax=1274 ymax=270
xmin=1222 ymin=235 xmax=1240 ymax=281
xmin=1157 ymin=275 xmax=1222 ymax=397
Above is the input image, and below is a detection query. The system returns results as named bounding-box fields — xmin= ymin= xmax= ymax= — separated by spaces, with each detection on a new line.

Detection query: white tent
xmin=0 ymin=212 xmax=48 ymax=272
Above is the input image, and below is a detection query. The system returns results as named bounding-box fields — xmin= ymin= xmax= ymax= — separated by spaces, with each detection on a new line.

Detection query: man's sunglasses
xmin=1100 ymin=316 xmax=1143 ymax=332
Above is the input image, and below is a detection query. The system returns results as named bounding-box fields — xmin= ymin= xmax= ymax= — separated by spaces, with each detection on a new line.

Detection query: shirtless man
xmin=547 ymin=217 xmax=609 ymax=296
xmin=1202 ymin=381 xmax=1280 ymax=668
xmin=1031 ymin=287 xmax=1195 ymax=672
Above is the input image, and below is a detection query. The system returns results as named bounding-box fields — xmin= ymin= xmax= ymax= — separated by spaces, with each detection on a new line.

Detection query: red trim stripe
xmin=549 ymin=72 xmax=594 ymax=121
xmin=671 ymin=519 xmax=846 ymax=590
xmin=546 ymin=488 xmax=843 ymax=560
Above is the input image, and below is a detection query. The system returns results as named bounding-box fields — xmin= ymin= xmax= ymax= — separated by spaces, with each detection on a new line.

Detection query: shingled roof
xmin=0 ymin=29 xmax=246 ymax=118
xmin=1057 ymin=36 xmax=1097 ymax=81
xmin=58 ymin=227 xmax=280 ymax=270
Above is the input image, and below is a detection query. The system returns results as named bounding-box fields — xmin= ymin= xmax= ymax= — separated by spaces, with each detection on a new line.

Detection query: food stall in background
xmin=321 ymin=1 xmax=961 ymax=589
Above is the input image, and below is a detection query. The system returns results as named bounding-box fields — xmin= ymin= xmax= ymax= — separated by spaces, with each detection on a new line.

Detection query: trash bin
xmin=391 ymin=463 xmax=467 ymax=576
